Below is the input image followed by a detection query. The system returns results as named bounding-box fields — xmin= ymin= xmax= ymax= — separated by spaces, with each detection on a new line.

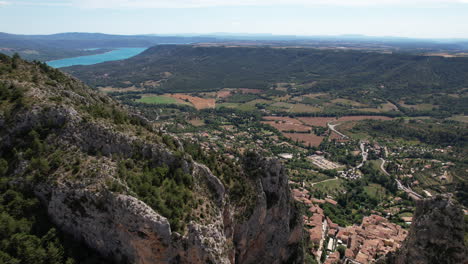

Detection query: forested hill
xmin=64 ymin=45 xmax=468 ymax=98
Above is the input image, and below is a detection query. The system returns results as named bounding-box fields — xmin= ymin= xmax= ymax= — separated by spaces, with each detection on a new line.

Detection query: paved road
xmin=380 ymin=158 xmax=423 ymax=200
xmin=380 ymin=158 xmax=390 ymax=176
xmin=327 ymin=122 xmax=348 ymax=139
xmin=356 ymin=142 xmax=368 ymax=169
xmin=324 ymin=124 xmax=422 ymax=201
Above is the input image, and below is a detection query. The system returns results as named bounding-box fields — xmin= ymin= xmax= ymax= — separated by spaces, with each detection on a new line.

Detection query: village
xmin=293 ymin=186 xmax=409 ymax=263
xmin=156 ymin=111 xmax=463 ymax=264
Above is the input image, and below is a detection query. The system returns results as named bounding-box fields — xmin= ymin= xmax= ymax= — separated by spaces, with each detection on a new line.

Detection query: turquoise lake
xmin=47 ymin=47 xmax=147 ymax=68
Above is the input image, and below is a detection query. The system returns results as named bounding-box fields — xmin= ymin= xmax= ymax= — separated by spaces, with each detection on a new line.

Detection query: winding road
xmin=325 ymin=122 xmax=423 ymax=200
xmin=327 ymin=122 xmax=348 ymax=139
xmin=356 ymin=141 xmax=368 ymax=169
xmin=379 ymin=158 xmax=422 ymax=200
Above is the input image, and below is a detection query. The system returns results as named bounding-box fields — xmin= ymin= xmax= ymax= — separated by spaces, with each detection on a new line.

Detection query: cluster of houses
xmin=336 ymin=215 xmax=408 ymax=263
xmin=292 ymin=187 xmax=407 ymax=264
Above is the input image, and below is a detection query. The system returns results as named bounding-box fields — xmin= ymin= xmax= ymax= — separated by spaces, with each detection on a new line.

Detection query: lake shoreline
xmin=46 ymin=47 xmax=147 ymax=68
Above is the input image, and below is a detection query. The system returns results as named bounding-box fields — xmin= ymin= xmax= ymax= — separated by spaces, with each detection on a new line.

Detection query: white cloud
xmin=0 ymin=1 xmax=9 ymax=6
xmin=11 ymin=0 xmax=468 ymax=8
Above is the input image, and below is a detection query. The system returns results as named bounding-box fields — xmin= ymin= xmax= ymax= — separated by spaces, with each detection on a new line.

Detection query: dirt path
xmin=309 ymin=177 xmax=338 ymax=187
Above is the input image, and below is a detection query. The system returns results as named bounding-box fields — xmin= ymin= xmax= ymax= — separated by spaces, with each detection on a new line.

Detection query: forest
xmin=65 ymin=45 xmax=468 ymax=102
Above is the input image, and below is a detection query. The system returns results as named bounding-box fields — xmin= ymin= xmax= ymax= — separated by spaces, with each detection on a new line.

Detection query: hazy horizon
xmin=1 ymin=0 xmax=468 ymax=39
xmin=2 ymin=31 xmax=468 ymax=41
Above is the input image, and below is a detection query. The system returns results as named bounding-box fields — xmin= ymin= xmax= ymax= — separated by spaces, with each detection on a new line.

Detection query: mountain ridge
xmin=0 ymin=53 xmax=303 ymax=263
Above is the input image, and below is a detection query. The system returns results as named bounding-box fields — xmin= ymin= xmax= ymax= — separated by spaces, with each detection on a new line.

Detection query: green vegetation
xmin=66 ymin=45 xmax=468 ymax=115
xmin=465 ymin=215 xmax=468 ymax=247
xmin=353 ymin=119 xmax=468 ymax=147
xmin=137 ymin=96 xmax=177 ymax=105
xmin=0 ymin=114 xmax=108 ymax=264
xmin=364 ymin=183 xmax=387 ymax=200
xmin=0 ymin=181 xmax=107 ymax=264
xmin=309 ymin=163 xmax=399 ymax=226
xmin=337 ymin=245 xmax=346 ymax=259
xmin=117 ymin=161 xmax=194 ymax=233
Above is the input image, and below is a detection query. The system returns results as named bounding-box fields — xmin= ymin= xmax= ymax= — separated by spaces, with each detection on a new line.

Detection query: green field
xmin=448 ymin=115 xmax=468 ymax=123
xmin=310 ymin=178 xmax=346 ymax=195
xmin=137 ymin=96 xmax=177 ymax=104
xmin=364 ymin=183 xmax=387 ymax=200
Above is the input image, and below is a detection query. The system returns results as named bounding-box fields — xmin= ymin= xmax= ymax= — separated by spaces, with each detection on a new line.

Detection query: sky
xmin=0 ymin=0 xmax=467 ymax=39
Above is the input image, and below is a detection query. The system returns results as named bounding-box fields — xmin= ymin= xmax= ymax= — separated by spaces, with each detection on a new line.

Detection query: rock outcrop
xmin=0 ymin=56 xmax=303 ymax=264
xmin=385 ymin=196 xmax=467 ymax=264
xmin=232 ymin=155 xmax=303 ymax=264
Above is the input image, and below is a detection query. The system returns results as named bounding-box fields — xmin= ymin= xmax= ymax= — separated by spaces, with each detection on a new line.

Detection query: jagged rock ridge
xmin=385 ymin=196 xmax=467 ymax=264
xmin=0 ymin=55 xmax=302 ymax=263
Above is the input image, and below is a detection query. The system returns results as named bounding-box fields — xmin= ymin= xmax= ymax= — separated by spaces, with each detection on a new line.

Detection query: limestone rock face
xmin=2 ymin=104 xmax=302 ymax=264
xmin=0 ymin=59 xmax=303 ymax=264
xmin=36 ymin=184 xmax=173 ymax=264
xmin=233 ymin=156 xmax=303 ymax=264
xmin=388 ymin=196 xmax=467 ymax=264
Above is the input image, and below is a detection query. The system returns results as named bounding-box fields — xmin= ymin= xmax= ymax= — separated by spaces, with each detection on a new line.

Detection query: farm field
xmin=289 ymin=103 xmax=322 ymax=113
xmin=448 ymin=115 xmax=468 ymax=123
xmin=283 ymin=133 xmax=324 ymax=146
xmin=188 ymin=118 xmax=205 ymax=127
xmin=263 ymin=116 xmax=304 ymax=125
xmin=216 ymin=103 xmax=242 ymax=109
xmin=262 ymin=116 xmax=311 ymax=132
xmin=337 ymin=115 xmax=393 ymax=122
xmin=137 ymin=95 xmax=178 ymax=104
xmin=261 ymin=115 xmax=394 ymax=145
xmin=216 ymin=90 xmax=231 ymax=98
xmin=166 ymin=93 xmax=215 ymax=109
xmin=331 ymin=98 xmax=368 ymax=107
xmin=297 ymin=115 xmax=393 ymax=127
xmin=298 ymin=117 xmax=338 ymax=127
xmin=399 ymin=102 xmax=437 ymax=111
xmin=99 ymin=86 xmax=145 ymax=93
xmin=262 ymin=121 xmax=311 ymax=132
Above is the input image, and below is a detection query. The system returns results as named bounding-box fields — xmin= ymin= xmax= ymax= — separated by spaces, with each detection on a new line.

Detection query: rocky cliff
xmin=0 ymin=55 xmax=302 ymax=263
xmin=385 ymin=196 xmax=467 ymax=264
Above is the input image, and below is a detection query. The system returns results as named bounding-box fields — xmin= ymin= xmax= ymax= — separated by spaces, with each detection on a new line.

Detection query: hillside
xmin=0 ymin=54 xmax=303 ymax=263
xmin=65 ymin=45 xmax=468 ymax=99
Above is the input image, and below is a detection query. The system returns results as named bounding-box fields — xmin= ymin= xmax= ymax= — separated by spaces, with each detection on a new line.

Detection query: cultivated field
xmin=283 ymin=133 xmax=324 ymax=146
xmin=217 ymin=90 xmax=231 ymax=98
xmin=298 ymin=117 xmax=337 ymax=127
xmin=137 ymin=95 xmax=178 ymax=104
xmin=167 ymin=94 xmax=216 ymax=109
xmin=238 ymin=88 xmax=263 ymax=94
xmin=289 ymin=103 xmax=322 ymax=113
xmin=298 ymin=116 xmax=393 ymax=127
xmin=99 ymin=86 xmax=145 ymax=93
xmin=263 ymin=116 xmax=304 ymax=125
xmin=448 ymin=115 xmax=468 ymax=123
xmin=336 ymin=116 xmax=393 ymax=122
xmin=188 ymin=118 xmax=205 ymax=127
xmin=262 ymin=121 xmax=311 ymax=132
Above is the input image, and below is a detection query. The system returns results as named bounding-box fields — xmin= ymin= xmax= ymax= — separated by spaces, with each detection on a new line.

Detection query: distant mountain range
xmin=1 ymin=32 xmax=468 ymax=61
xmin=0 ymin=32 xmax=218 ymax=61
